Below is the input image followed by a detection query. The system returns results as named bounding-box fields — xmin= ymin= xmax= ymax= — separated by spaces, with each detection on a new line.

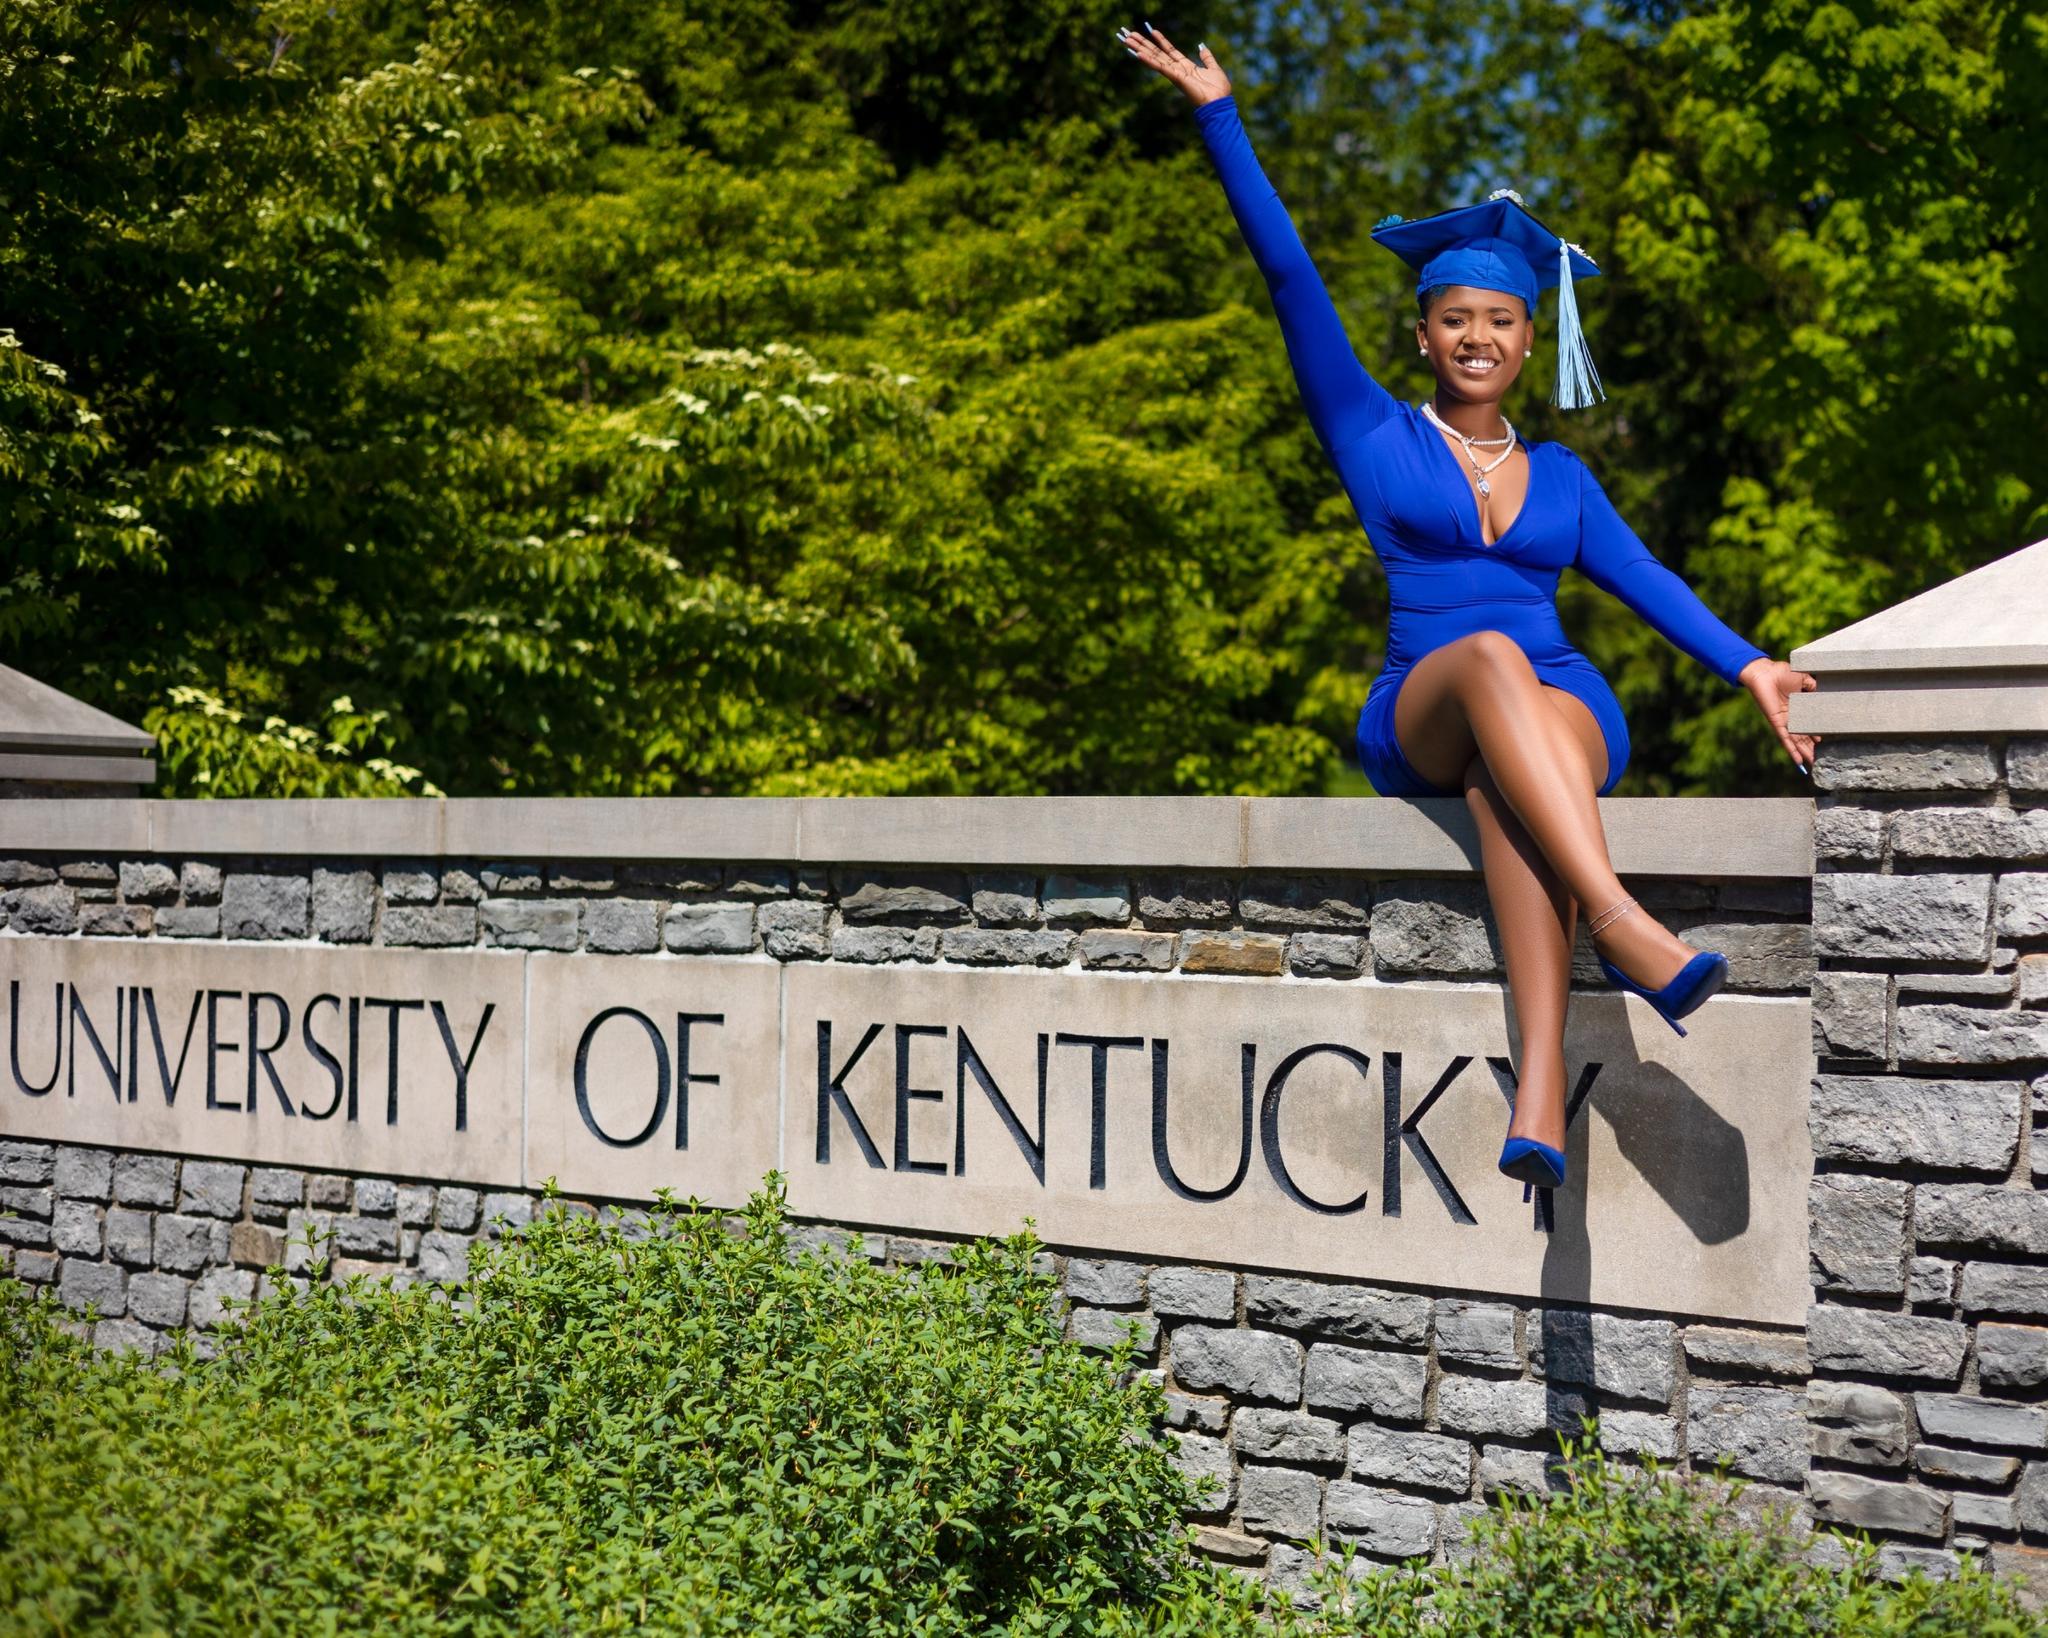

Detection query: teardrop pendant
xmin=1477 ymin=477 xmax=1491 ymax=496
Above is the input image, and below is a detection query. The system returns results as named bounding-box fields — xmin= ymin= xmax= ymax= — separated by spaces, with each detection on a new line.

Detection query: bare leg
xmin=1393 ymin=630 xmax=1694 ymax=990
xmin=1464 ymin=753 xmax=1574 ymax=1152
xmin=1462 ymin=686 xmax=1613 ymax=1152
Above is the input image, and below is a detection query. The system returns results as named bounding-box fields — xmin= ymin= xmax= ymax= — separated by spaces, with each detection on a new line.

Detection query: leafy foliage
xmin=0 ymin=1176 xmax=1209 ymax=1634
xmin=2 ymin=1182 xmax=2043 ymax=1635
xmin=1101 ymin=1434 xmax=2045 ymax=1637
xmin=1602 ymin=0 xmax=2046 ymax=790
xmin=2 ymin=1 xmax=2040 ymax=797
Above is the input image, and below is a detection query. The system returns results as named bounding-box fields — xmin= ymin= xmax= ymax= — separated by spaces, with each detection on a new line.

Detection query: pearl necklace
xmin=1421 ymin=400 xmax=1518 ymax=498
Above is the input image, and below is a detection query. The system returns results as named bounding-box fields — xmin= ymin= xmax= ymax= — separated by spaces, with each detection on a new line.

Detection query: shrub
xmin=0 ymin=1175 xmax=1215 ymax=1635
xmin=1101 ymin=1434 xmax=2048 ymax=1638
xmin=4 ymin=1178 xmax=2045 ymax=1637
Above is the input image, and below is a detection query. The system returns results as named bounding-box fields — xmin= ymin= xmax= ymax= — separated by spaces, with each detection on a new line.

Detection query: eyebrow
xmin=1438 ymin=303 xmax=1520 ymax=315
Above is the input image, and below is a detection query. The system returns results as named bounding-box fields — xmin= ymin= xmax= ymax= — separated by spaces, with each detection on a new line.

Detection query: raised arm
xmin=1116 ymin=28 xmax=1396 ymax=458
xmin=1190 ymin=95 xmax=1398 ymax=456
xmin=1570 ymin=453 xmax=1768 ymax=687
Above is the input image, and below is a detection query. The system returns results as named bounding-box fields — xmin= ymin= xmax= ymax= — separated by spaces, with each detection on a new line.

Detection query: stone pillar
xmin=0 ymin=663 xmax=155 ymax=797
xmin=1794 ymin=536 xmax=2048 ymax=1585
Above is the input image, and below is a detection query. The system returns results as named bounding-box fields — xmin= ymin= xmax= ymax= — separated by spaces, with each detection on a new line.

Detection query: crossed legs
xmin=1391 ymin=630 xmax=1702 ymax=1151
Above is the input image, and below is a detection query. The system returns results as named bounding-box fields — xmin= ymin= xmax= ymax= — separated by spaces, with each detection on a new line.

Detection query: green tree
xmin=0 ymin=0 xmax=644 ymax=794
xmin=9 ymin=1 xmax=2028 ymax=798
xmin=4 ymin=0 xmax=1549 ymax=797
xmin=1607 ymin=0 xmax=2046 ymax=788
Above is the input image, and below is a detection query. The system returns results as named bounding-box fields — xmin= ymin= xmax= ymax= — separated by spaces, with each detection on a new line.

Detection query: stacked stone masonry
xmin=1805 ymin=734 xmax=2048 ymax=1595
xmin=1 ymin=764 xmax=2044 ymax=1601
xmin=0 ymin=852 xmax=1811 ymax=989
xmin=0 ymin=1134 xmax=1824 ymax=1604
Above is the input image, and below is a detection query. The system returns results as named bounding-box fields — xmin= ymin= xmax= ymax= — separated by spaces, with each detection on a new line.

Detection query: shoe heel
xmin=1498 ymin=1135 xmax=1566 ymax=1192
xmin=1596 ymin=950 xmax=1716 ymax=1037
xmin=1522 ymin=1180 xmax=1533 ymax=1204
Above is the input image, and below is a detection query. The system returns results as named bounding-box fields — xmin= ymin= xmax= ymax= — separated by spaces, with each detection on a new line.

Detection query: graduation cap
xmin=1370 ymin=188 xmax=1605 ymax=410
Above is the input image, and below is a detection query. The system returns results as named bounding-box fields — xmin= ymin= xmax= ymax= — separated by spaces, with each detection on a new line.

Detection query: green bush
xmin=0 ymin=1176 xmax=1212 ymax=1635
xmin=3 ymin=1176 xmax=2044 ymax=1637
xmin=1101 ymin=1435 xmax=2047 ymax=1638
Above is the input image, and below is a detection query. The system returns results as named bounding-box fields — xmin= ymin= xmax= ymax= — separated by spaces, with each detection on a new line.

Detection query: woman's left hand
xmin=1739 ymin=657 xmax=1820 ymax=777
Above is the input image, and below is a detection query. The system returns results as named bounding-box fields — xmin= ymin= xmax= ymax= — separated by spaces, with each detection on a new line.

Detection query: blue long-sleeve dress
xmin=1193 ymin=95 xmax=1767 ymax=797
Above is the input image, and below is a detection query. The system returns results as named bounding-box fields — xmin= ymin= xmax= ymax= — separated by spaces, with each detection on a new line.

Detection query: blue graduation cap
xmin=1370 ymin=188 xmax=1605 ymax=410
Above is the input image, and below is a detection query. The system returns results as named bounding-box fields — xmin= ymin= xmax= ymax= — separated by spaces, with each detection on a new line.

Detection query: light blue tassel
xmin=1550 ymin=239 xmax=1605 ymax=411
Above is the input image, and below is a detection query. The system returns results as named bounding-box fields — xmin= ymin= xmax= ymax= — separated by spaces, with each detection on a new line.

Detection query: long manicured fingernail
xmin=1798 ymin=762 xmax=1811 ymax=778
xmin=1144 ymin=19 xmax=1155 ymax=31
xmin=1125 ymin=46 xmax=1140 ymax=56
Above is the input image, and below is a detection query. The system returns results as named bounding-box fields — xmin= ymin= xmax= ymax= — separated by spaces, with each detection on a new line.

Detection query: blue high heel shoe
xmin=1590 ymin=895 xmax=1729 ymax=1038
xmin=1498 ymin=1134 xmax=1565 ymax=1200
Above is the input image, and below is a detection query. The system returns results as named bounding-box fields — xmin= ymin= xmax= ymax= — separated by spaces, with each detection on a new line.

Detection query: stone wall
xmin=0 ymin=1128 xmax=1819 ymax=1598
xmin=0 ymin=841 xmax=1815 ymax=1598
xmin=0 ymin=849 xmax=1809 ymax=990
xmin=1804 ymin=734 xmax=2048 ymax=1586
xmin=1 ymin=760 xmax=2042 ymax=1596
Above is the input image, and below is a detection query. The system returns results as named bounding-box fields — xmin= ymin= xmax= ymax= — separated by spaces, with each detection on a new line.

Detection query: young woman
xmin=1119 ymin=27 xmax=1820 ymax=1195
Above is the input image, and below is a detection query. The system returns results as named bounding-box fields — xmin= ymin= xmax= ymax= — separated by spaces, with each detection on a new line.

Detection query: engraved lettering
xmin=139 ymin=988 xmax=203 ymax=1108
xmin=815 ymin=1020 xmax=885 ymax=1168
xmin=1054 ymin=1032 xmax=1143 ymax=1190
xmin=1260 ymin=1042 xmax=1371 ymax=1216
xmin=1150 ymin=1038 xmax=1255 ymax=1203
xmin=205 ymin=989 xmax=241 ymax=1111
xmin=9 ymin=981 xmax=61 ymax=1098
xmin=300 ymin=994 xmax=345 ymax=1120
xmin=573 ymin=1006 xmax=670 ymax=1148
xmin=953 ymin=1027 xmax=1047 ymax=1183
xmin=430 ymin=999 xmax=497 ymax=1133
xmin=67 ymin=985 xmax=123 ymax=1101
xmin=673 ymin=1012 xmax=722 ymax=1150
xmin=362 ymin=997 xmax=425 ymax=1126
xmin=893 ymin=1023 xmax=948 ymax=1176
xmin=245 ymin=992 xmax=295 ymax=1117
xmin=1383 ymin=1053 xmax=1476 ymax=1225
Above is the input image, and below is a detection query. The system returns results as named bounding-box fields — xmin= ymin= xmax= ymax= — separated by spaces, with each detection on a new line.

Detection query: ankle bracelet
xmin=1588 ymin=895 xmax=1638 ymax=937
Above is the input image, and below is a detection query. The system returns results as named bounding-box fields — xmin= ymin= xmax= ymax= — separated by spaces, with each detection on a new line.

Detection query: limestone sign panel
xmin=524 ymin=953 xmax=780 ymax=1206
xmin=783 ymin=964 xmax=1813 ymax=1326
xmin=2 ymin=939 xmax=1814 ymax=1323
xmin=0 ymin=940 xmax=525 ymax=1186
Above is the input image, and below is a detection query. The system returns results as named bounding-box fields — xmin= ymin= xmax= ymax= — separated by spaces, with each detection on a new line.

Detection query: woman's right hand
xmin=1117 ymin=24 xmax=1231 ymax=107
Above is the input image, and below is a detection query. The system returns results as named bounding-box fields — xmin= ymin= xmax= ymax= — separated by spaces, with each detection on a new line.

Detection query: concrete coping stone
xmin=0 ymin=795 xmax=1817 ymax=877
xmin=1787 ymin=674 xmax=2048 ymax=737
xmin=0 ymin=663 xmax=156 ymax=754
xmin=1791 ymin=537 xmax=2048 ymax=675
xmin=1786 ymin=537 xmax=2048 ymax=733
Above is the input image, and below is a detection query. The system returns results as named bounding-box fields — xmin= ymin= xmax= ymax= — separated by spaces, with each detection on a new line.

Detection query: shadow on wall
xmin=1488 ymin=1002 xmax=1755 ymax=1487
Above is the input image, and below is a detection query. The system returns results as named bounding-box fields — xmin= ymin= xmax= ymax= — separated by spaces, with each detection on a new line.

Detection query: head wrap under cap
xmin=1370 ymin=191 xmax=1606 ymax=410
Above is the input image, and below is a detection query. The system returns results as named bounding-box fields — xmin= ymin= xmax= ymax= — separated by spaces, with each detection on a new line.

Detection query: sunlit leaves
xmin=7 ymin=0 xmax=2036 ymax=798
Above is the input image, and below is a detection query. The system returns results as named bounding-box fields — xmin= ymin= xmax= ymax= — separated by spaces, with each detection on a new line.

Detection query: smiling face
xmin=1416 ymin=283 xmax=1535 ymax=406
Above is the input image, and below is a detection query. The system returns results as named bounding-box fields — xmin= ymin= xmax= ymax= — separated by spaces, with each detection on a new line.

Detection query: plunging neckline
xmin=1418 ymin=404 xmax=1532 ymax=548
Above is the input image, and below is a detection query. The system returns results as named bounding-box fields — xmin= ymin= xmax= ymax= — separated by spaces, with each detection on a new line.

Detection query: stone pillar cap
xmin=1789 ymin=536 xmax=2048 ymax=735
xmin=0 ymin=662 xmax=156 ymax=791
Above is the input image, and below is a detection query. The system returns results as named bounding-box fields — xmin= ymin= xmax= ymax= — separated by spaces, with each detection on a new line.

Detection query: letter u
xmin=10 ymin=981 xmax=61 ymax=1097
xmin=1150 ymin=1039 xmax=1254 ymax=1202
